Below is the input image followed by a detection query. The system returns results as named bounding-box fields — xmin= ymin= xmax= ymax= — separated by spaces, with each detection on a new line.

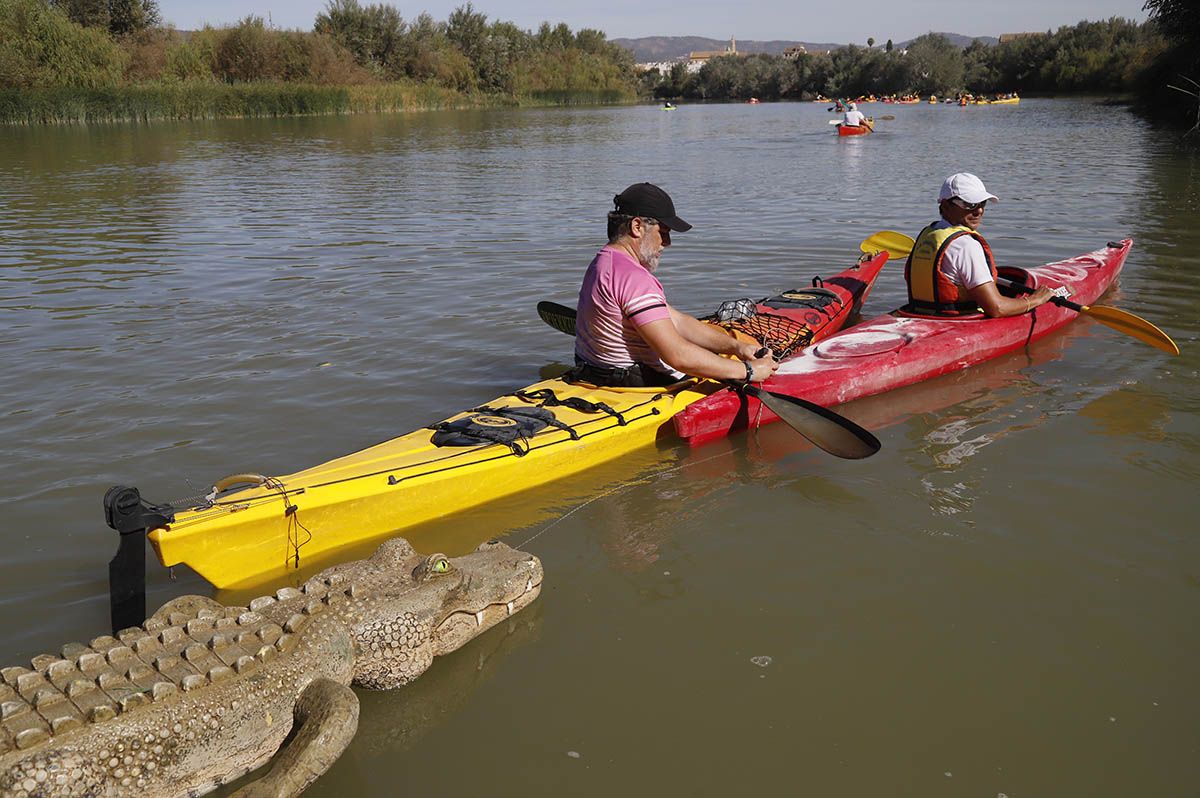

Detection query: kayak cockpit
xmin=894 ymin=267 xmax=1035 ymax=320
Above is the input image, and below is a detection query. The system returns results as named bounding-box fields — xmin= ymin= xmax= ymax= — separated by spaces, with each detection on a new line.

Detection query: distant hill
xmin=613 ymin=33 xmax=998 ymax=62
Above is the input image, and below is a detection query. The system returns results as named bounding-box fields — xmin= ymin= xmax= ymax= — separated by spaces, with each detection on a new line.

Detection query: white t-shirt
xmin=930 ymin=219 xmax=993 ymax=290
xmin=842 ymin=110 xmax=867 ymax=126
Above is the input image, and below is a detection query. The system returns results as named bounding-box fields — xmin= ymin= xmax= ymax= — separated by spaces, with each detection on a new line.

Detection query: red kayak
xmin=674 ymin=239 xmax=1133 ymax=446
xmin=837 ymin=124 xmax=871 ymax=137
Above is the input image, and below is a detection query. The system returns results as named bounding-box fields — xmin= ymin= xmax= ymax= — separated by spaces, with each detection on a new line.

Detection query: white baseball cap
xmin=938 ymin=173 xmax=999 ymax=204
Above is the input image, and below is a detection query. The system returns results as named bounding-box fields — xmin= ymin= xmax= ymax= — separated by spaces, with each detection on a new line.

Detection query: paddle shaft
xmin=998 ymin=277 xmax=1084 ymax=311
xmin=998 ymin=277 xmax=1179 ymax=354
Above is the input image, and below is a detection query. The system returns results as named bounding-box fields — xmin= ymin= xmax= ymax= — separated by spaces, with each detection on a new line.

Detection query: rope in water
xmin=516 ymin=447 xmax=738 ymax=550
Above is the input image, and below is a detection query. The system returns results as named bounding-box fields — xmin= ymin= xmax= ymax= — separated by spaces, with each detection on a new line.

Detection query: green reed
xmin=0 ymin=81 xmax=634 ymax=125
xmin=0 ymin=83 xmax=346 ymax=125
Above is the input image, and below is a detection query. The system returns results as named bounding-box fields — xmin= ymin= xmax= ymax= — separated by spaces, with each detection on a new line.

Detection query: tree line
xmin=1134 ymin=0 xmax=1198 ymax=131
xmin=0 ymin=0 xmax=1194 ymax=129
xmin=643 ymin=11 xmax=1196 ymax=130
xmin=0 ymin=0 xmax=637 ymax=100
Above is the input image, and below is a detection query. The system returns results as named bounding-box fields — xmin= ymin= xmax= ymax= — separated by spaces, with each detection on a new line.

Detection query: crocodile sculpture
xmin=0 ymin=537 xmax=542 ymax=797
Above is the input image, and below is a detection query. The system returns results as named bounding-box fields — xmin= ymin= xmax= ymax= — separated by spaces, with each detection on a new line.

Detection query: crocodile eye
xmin=430 ymin=556 xmax=451 ymax=574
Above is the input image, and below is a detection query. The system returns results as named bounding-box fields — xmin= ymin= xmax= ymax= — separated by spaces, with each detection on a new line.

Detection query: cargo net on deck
xmin=702 ymin=299 xmax=815 ymax=360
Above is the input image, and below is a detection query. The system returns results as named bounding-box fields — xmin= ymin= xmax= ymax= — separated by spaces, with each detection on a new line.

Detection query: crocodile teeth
xmin=506 ymin=602 xmax=514 ymax=616
xmin=475 ymin=611 xmax=484 ymax=627
xmin=526 ymin=579 xmax=534 ymax=592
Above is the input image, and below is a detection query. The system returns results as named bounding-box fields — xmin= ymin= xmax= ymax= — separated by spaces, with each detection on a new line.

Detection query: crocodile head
xmin=344 ymin=538 xmax=542 ymax=689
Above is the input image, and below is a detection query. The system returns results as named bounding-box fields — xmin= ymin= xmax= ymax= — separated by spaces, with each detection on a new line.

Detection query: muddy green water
xmin=1 ymin=99 xmax=1197 ymax=796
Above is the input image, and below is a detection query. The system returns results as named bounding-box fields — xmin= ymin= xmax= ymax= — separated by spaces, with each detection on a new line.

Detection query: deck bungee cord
xmin=170 ymin=388 xmax=669 ymax=519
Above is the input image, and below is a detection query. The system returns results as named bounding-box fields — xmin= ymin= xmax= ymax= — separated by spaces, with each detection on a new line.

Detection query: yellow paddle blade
xmin=859 ymin=230 xmax=915 ymax=259
xmin=1082 ymin=305 xmax=1180 ymax=355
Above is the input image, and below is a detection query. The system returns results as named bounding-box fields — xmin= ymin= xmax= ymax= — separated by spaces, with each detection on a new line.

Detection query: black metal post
xmin=104 ymin=486 xmax=173 ymax=635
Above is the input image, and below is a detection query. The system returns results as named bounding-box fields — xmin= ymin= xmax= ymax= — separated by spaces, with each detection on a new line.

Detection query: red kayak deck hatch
xmin=814 ymin=330 xmax=909 ymax=358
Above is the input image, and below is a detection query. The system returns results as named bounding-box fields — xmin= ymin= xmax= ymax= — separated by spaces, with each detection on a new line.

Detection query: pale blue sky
xmin=157 ymin=0 xmax=1150 ymax=43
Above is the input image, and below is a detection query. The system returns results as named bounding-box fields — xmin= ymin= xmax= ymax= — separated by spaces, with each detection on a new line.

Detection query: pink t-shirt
xmin=574 ymin=246 xmax=674 ymax=371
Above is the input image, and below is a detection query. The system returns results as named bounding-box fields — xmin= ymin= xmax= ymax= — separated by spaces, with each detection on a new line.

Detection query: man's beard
xmin=638 ymin=236 xmax=661 ymax=272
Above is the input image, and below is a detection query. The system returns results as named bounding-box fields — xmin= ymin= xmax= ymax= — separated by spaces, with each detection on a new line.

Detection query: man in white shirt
xmin=904 ymin=173 xmax=1053 ymax=318
xmin=841 ymin=102 xmax=869 ymax=129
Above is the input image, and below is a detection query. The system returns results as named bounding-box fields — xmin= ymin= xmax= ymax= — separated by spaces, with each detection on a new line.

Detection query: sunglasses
xmin=949 ymin=197 xmax=988 ymax=212
xmin=640 ymin=217 xmax=669 ymax=237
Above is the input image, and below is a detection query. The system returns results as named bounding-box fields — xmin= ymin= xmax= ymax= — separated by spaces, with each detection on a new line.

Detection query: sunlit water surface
xmin=1 ymin=99 xmax=1197 ymax=796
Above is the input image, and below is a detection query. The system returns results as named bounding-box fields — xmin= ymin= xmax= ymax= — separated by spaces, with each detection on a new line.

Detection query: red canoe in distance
xmin=674 ymin=239 xmax=1135 ymax=446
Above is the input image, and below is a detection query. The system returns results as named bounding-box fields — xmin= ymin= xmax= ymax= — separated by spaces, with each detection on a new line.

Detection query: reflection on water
xmin=2 ymin=99 xmax=1199 ymax=797
xmin=1078 ymin=387 xmax=1171 ymax=442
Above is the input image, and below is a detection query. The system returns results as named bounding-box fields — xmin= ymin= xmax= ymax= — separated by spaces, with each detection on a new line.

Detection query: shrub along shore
xmin=0 ymin=82 xmax=631 ymax=126
xmin=0 ymin=0 xmax=638 ymax=125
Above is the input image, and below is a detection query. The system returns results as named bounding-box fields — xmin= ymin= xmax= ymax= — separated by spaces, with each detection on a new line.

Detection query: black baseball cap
xmin=613 ymin=183 xmax=692 ymax=232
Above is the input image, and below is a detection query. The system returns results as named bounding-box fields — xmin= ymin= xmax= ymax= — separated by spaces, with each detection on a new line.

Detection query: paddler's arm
xmin=967 ymin=280 xmax=1055 ymax=318
xmin=639 ymin=316 xmax=778 ymax=382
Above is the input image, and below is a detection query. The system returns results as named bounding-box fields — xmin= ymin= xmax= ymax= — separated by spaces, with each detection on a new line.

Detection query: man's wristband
xmin=743 ymin=359 xmax=754 ymax=384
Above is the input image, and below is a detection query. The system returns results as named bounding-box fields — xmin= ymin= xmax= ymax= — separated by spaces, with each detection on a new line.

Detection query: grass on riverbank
xmin=0 ymin=81 xmax=634 ymax=125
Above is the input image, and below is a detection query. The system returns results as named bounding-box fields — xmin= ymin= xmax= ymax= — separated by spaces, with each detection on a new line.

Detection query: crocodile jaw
xmin=433 ymin=557 xmax=542 ymax=655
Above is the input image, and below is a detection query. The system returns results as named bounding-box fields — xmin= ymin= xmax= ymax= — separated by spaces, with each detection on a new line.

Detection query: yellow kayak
xmin=151 ymin=378 xmax=723 ymax=588
xmin=133 ymin=254 xmax=887 ymax=589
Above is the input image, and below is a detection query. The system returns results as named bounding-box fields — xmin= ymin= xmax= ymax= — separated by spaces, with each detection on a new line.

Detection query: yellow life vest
xmin=904 ymin=223 xmax=998 ymax=316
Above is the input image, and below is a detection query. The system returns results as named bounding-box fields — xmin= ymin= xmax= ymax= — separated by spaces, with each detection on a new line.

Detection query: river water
xmin=1 ymin=98 xmax=1197 ymax=796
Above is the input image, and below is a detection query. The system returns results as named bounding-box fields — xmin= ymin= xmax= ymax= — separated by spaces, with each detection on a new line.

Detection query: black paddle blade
xmin=537 ymin=301 xmax=577 ymax=336
xmin=745 ymin=384 xmax=881 ymax=459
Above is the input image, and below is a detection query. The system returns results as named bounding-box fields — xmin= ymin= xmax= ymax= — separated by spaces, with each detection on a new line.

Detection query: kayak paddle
xmin=534 ymin=301 xmax=881 ymax=459
xmin=536 ymin=301 xmax=577 ymax=335
xmin=998 ymin=278 xmax=1180 ymax=355
xmin=739 ymin=383 xmax=880 ymax=459
xmin=858 ymin=230 xmax=1180 ymax=355
xmin=858 ymin=230 xmax=916 ymax=260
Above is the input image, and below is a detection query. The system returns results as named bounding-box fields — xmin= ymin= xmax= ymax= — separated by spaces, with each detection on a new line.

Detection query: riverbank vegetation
xmin=647 ymin=19 xmax=1160 ymax=102
xmin=0 ymin=0 xmax=1193 ymax=130
xmin=643 ymin=9 xmax=1194 ymax=132
xmin=0 ymin=0 xmax=636 ymax=124
xmin=1135 ymin=0 xmax=1199 ymax=133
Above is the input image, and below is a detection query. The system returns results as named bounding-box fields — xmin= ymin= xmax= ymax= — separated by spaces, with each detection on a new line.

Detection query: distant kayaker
xmin=568 ymin=182 xmax=778 ymax=387
xmin=841 ymin=102 xmax=868 ymax=128
xmin=905 ymin=173 xmax=1055 ymax=318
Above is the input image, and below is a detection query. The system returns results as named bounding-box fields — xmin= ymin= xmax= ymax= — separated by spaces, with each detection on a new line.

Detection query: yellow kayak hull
xmin=150 ymin=378 xmax=719 ymax=588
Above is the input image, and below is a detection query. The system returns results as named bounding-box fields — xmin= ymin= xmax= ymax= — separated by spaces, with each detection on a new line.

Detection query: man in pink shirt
xmin=570 ymin=182 xmax=778 ymax=388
